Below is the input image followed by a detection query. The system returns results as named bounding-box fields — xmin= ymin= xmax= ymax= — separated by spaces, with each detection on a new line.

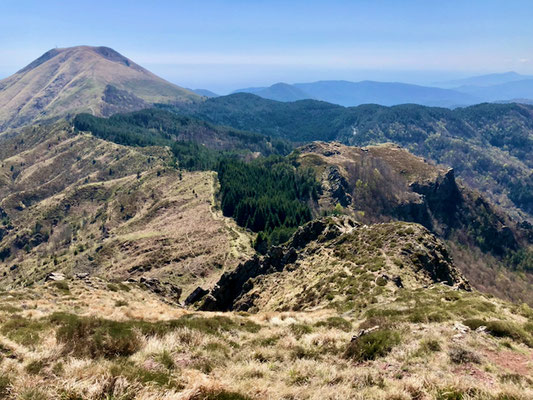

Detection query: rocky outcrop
xmin=322 ymin=166 xmax=352 ymax=207
xmin=299 ymin=142 xmax=526 ymax=264
xmin=184 ymin=286 xmax=209 ymax=306
xmin=198 ymin=217 xmax=356 ymax=311
xmin=45 ymin=272 xmax=66 ymax=282
xmin=198 ymin=216 xmax=470 ymax=312
xmin=139 ymin=277 xmax=182 ymax=305
xmin=409 ymin=168 xmax=462 ymax=228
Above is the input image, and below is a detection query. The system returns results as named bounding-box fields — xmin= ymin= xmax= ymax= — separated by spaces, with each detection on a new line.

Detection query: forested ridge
xmin=73 ymin=104 xmax=533 ymax=263
xmin=217 ymin=155 xmax=320 ymax=251
xmin=73 ymin=111 xmax=319 ymax=249
xmin=165 ymin=95 xmax=533 ymax=220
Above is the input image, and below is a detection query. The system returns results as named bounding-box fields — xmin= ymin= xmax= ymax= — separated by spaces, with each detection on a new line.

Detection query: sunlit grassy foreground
xmin=0 ymin=278 xmax=531 ymax=400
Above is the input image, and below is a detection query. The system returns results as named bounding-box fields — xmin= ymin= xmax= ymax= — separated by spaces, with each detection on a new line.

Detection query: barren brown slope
xmin=0 ymin=122 xmax=253 ymax=298
xmin=0 ymin=46 xmax=201 ymax=130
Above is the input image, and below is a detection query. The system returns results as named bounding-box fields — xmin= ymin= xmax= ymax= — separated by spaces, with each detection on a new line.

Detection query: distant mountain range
xmin=2 ymin=46 xmax=533 ymax=131
xmin=231 ymin=72 xmax=533 ymax=107
xmin=0 ymin=46 xmax=200 ymax=130
xmin=233 ymin=82 xmax=314 ymax=102
xmin=434 ymin=71 xmax=533 ymax=88
xmin=189 ymin=88 xmax=219 ymax=98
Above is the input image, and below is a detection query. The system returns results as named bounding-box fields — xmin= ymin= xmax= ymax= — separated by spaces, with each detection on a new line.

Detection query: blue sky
xmin=1 ymin=0 xmax=532 ymax=93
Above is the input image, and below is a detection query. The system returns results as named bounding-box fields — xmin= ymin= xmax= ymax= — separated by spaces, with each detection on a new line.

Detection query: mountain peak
xmin=18 ymin=45 xmax=145 ymax=75
xmin=0 ymin=46 xmax=199 ymax=131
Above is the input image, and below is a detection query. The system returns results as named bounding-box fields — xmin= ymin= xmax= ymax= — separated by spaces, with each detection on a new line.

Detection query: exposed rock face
xmin=139 ymin=277 xmax=182 ymax=305
xmin=184 ymin=286 xmax=209 ymax=306
xmin=198 ymin=216 xmax=470 ymax=312
xmin=299 ymin=142 xmax=463 ymax=230
xmin=199 ymin=217 xmax=357 ymax=311
xmin=322 ymin=166 xmax=352 ymax=207
xmin=297 ymin=141 xmax=526 ymax=259
xmin=409 ymin=168 xmax=461 ymax=228
xmin=45 ymin=272 xmax=65 ymax=282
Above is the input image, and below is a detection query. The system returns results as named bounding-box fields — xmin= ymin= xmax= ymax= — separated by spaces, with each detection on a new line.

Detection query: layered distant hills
xmin=232 ymin=72 xmax=533 ymax=107
xmin=0 ymin=46 xmax=200 ymax=130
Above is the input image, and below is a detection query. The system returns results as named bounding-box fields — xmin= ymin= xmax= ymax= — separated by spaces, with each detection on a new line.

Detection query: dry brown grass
xmin=0 ymin=281 xmax=531 ymax=400
xmin=0 ymin=124 xmax=253 ymax=298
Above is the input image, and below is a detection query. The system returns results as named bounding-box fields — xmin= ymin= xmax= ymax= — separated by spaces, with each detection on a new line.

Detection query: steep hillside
xmin=197 ymin=216 xmax=469 ymax=312
xmin=0 ymin=46 xmax=200 ymax=131
xmin=296 ymin=142 xmax=533 ymax=304
xmin=72 ymin=108 xmax=292 ymax=157
xmin=165 ymin=93 xmax=346 ymax=143
xmin=0 ymin=122 xmax=253 ymax=297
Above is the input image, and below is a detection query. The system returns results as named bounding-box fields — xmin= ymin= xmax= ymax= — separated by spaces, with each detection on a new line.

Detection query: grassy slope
xmin=0 ymin=46 xmax=200 ymax=130
xmin=0 ymin=122 xmax=253 ymax=297
xmin=0 ymin=258 xmax=531 ymax=398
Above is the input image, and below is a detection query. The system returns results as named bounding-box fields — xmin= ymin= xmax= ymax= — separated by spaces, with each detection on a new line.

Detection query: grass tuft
xmin=344 ymin=329 xmax=401 ymax=361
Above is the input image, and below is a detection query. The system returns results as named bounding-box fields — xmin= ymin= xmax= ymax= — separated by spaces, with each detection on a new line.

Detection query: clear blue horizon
xmin=1 ymin=0 xmax=532 ymax=93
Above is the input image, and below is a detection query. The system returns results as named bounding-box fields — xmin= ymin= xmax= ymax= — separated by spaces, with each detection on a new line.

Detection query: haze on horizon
xmin=1 ymin=0 xmax=532 ymax=94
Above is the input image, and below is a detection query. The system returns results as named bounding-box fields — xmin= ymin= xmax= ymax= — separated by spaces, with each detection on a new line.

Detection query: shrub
xmin=376 ymin=276 xmax=388 ymax=286
xmin=157 ymin=351 xmax=176 ymax=370
xmin=448 ymin=346 xmax=481 ymax=364
xmin=252 ymin=335 xmax=279 ymax=346
xmin=485 ymin=321 xmax=532 ymax=346
xmin=52 ymin=281 xmax=70 ymax=293
xmin=463 ymin=318 xmax=485 ymax=330
xmin=0 ymin=376 xmax=11 ymax=398
xmin=117 ymin=282 xmax=131 ymax=292
xmin=1 ymin=316 xmax=49 ymax=346
xmin=499 ymin=373 xmax=523 ymax=384
xmin=25 ymin=359 xmax=46 ymax=375
xmin=290 ymin=323 xmax=313 ymax=337
xmin=107 ymin=283 xmax=119 ymax=292
xmin=109 ymin=360 xmax=182 ymax=389
xmin=50 ymin=312 xmax=141 ymax=358
xmin=464 ymin=319 xmax=533 ymax=347
xmin=52 ymin=362 xmax=64 ymax=376
xmin=418 ymin=338 xmax=441 ymax=353
xmin=160 ymin=314 xmax=260 ymax=336
xmin=314 ymin=316 xmax=352 ymax=331
xmin=290 ymin=345 xmax=319 ymax=360
xmin=48 ymin=312 xmax=260 ymax=359
xmin=344 ymin=329 xmax=401 ymax=361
